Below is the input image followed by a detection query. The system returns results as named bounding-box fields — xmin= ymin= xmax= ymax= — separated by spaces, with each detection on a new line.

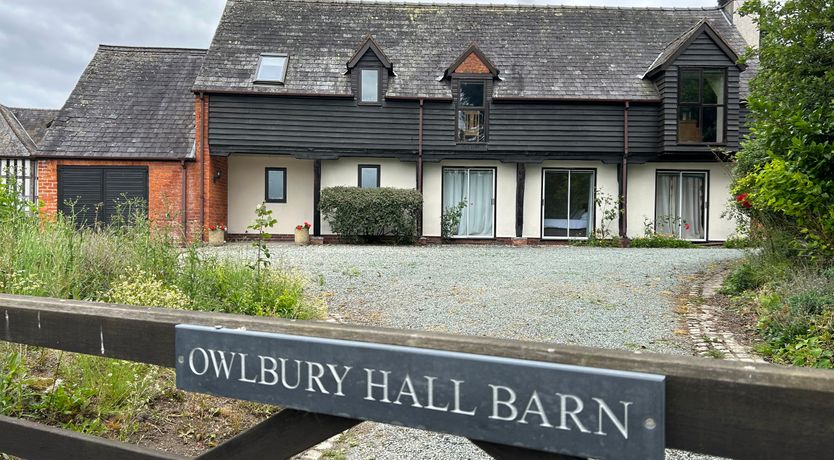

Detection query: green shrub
xmin=724 ymin=236 xmax=759 ymax=249
xmin=721 ymin=262 xmax=768 ymax=295
xmin=320 ymin=186 xmax=422 ymax=244
xmin=107 ymin=268 xmax=190 ymax=309
xmin=573 ymin=235 xmax=621 ymax=248
xmin=628 ymin=235 xmax=696 ymax=248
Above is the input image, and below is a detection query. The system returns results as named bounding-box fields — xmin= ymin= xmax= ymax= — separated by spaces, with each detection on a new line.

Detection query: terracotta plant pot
xmin=208 ymin=229 xmax=225 ymax=246
xmin=294 ymin=228 xmax=310 ymax=246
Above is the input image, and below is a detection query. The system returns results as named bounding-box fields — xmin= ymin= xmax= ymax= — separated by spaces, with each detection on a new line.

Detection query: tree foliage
xmin=734 ymin=0 xmax=834 ymax=255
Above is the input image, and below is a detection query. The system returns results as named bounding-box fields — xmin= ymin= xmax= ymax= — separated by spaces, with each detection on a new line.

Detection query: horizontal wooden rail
xmin=0 ymin=415 xmax=185 ymax=460
xmin=2 ymin=294 xmax=834 ymax=459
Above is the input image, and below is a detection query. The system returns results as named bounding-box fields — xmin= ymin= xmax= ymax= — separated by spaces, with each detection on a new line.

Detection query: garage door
xmin=58 ymin=166 xmax=148 ymax=227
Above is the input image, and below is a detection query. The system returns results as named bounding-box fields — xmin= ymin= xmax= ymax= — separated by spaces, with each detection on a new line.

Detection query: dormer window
xmin=255 ymin=54 xmax=288 ymax=84
xmin=360 ymin=68 xmax=380 ymax=104
xmin=457 ymin=81 xmax=486 ymax=143
xmin=678 ymin=68 xmax=726 ymax=144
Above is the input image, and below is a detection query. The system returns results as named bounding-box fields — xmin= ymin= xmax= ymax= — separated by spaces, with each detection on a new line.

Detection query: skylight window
xmin=255 ymin=54 xmax=288 ymax=83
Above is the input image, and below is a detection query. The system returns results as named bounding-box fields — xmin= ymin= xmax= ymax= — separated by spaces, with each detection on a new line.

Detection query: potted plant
xmin=294 ymin=221 xmax=311 ymax=246
xmin=207 ymin=224 xmax=227 ymax=246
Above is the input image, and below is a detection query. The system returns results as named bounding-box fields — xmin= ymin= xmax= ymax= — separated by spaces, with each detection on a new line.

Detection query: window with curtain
xmin=442 ymin=168 xmax=495 ymax=237
xmin=678 ymin=68 xmax=726 ymax=143
xmin=456 ymin=81 xmax=487 ymax=143
xmin=655 ymin=171 xmax=706 ymax=240
xmin=542 ymin=169 xmax=595 ymax=239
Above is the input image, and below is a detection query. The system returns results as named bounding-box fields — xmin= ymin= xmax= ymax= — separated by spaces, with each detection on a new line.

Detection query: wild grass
xmin=0 ymin=181 xmax=323 ymax=439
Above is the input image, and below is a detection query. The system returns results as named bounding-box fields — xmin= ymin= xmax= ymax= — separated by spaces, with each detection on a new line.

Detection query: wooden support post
xmin=313 ymin=159 xmax=322 ymax=237
xmin=515 ymin=163 xmax=526 ymax=238
xmin=473 ymin=440 xmax=584 ymax=460
xmin=197 ymin=410 xmax=360 ymax=460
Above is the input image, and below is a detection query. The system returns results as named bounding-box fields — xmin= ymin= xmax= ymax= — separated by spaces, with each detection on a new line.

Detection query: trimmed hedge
xmin=319 ymin=186 xmax=422 ymax=244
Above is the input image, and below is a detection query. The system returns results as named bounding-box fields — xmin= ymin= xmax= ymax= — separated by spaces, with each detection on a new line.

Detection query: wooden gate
xmin=1 ymin=293 xmax=833 ymax=459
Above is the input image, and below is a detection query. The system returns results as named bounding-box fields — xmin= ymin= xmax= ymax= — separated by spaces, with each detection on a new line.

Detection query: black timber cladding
xmin=57 ymin=166 xmax=148 ymax=227
xmin=209 ymin=96 xmax=660 ymax=162
xmin=657 ymin=32 xmax=741 ymax=156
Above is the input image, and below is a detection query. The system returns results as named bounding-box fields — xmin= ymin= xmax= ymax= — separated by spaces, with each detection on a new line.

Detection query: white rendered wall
xmin=626 ymin=162 xmax=737 ymax=241
xmin=226 ymin=154 xmax=314 ymax=235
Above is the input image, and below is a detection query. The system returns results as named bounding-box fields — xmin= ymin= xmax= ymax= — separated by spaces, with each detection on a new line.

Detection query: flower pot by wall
xmin=208 ymin=229 xmax=225 ymax=246
xmin=294 ymin=228 xmax=310 ymax=246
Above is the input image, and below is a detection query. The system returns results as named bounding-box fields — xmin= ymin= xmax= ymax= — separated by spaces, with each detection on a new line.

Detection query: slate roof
xmin=194 ymin=0 xmax=752 ymax=100
xmin=0 ymin=104 xmax=51 ymax=158
xmin=40 ymin=45 xmax=206 ymax=160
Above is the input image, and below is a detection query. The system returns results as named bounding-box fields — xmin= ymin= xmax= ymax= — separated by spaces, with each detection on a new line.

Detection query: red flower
xmin=208 ymin=225 xmax=217 ymax=231
xmin=303 ymin=221 xmax=311 ymax=229
xmin=736 ymin=193 xmax=752 ymax=209
xmin=296 ymin=225 xmax=303 ymax=230
xmin=684 ymin=223 xmax=691 ymax=230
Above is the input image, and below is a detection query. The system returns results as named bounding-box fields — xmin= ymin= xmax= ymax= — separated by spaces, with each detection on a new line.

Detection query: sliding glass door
xmin=542 ymin=169 xmax=595 ymax=239
xmin=655 ymin=171 xmax=707 ymax=240
xmin=442 ymin=168 xmax=495 ymax=238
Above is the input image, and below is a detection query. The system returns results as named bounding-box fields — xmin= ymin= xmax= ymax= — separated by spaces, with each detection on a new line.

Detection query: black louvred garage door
xmin=58 ymin=166 xmax=148 ymax=226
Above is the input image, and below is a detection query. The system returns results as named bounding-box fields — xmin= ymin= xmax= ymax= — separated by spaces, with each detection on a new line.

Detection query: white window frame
xmin=254 ymin=53 xmax=289 ymax=84
xmin=442 ymin=167 xmax=496 ymax=239
xmin=654 ymin=170 xmax=709 ymax=242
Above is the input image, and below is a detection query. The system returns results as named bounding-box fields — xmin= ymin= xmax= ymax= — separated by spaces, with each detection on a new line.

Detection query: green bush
xmin=720 ymin=262 xmax=768 ymax=296
xmin=724 ymin=236 xmax=759 ymax=249
xmin=628 ymin=235 xmax=696 ymax=248
xmin=319 ymin=186 xmax=422 ymax=244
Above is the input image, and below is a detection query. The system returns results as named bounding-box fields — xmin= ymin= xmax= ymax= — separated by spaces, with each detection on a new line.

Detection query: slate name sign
xmin=175 ymin=325 xmax=665 ymax=459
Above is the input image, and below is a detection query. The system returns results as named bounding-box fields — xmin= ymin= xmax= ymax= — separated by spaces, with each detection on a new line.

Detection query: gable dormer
xmin=644 ymin=19 xmax=747 ymax=154
xmin=444 ymin=44 xmax=499 ymax=144
xmin=347 ymin=35 xmax=393 ymax=105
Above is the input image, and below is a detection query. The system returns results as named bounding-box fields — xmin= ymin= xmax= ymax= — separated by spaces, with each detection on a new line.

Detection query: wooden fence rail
xmin=1 ymin=293 xmax=833 ymax=459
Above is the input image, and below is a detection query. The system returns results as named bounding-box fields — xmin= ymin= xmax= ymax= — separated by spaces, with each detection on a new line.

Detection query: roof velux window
xmin=255 ymin=54 xmax=288 ymax=84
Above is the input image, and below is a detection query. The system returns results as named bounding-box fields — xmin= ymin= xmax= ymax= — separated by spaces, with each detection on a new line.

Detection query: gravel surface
xmin=211 ymin=243 xmax=742 ymax=460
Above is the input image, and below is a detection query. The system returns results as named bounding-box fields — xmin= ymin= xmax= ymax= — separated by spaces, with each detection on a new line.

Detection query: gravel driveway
xmin=211 ymin=243 xmax=743 ymax=459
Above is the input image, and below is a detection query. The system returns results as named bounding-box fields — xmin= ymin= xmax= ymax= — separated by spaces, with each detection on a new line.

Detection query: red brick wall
xmin=37 ymin=158 xmax=202 ymax=240
xmin=196 ymin=94 xmax=229 ymax=240
xmin=454 ymin=53 xmax=490 ymax=74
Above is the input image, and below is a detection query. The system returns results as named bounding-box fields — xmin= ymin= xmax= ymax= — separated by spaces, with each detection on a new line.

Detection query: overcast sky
xmin=0 ymin=0 xmax=719 ymax=109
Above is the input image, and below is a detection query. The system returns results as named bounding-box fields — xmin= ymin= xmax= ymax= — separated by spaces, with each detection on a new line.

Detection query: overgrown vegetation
xmin=720 ymin=0 xmax=834 ymax=369
xmin=319 ymin=186 xmax=422 ymax=244
xmin=627 ymin=218 xmax=696 ymax=248
xmin=0 ymin=181 xmax=322 ymax=440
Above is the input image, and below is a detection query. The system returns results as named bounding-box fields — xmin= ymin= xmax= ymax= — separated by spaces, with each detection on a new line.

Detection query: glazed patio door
xmin=442 ymin=168 xmax=495 ymax=238
xmin=542 ymin=169 xmax=595 ymax=239
xmin=655 ymin=171 xmax=707 ymax=240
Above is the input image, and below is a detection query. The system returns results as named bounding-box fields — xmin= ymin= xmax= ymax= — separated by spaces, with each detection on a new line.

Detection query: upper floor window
xmin=678 ymin=68 xmax=726 ymax=144
xmin=255 ymin=54 xmax=288 ymax=84
xmin=360 ymin=69 xmax=380 ymax=104
xmin=457 ymin=81 xmax=487 ymax=143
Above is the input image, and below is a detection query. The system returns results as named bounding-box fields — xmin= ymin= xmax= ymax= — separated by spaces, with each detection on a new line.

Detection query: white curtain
xmin=681 ymin=174 xmax=705 ymax=240
xmin=655 ymin=173 xmax=679 ymax=236
xmin=442 ymin=168 xmax=494 ymax=237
